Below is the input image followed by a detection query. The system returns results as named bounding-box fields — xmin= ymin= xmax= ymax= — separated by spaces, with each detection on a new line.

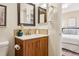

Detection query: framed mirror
xmin=17 ymin=3 xmax=35 ymax=26
xmin=38 ymin=4 xmax=47 ymax=24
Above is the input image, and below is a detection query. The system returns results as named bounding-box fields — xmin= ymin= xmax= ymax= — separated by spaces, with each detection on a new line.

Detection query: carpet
xmin=62 ymin=48 xmax=79 ymax=56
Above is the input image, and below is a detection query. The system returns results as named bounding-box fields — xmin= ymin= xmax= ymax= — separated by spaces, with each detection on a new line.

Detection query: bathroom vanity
xmin=15 ymin=34 xmax=48 ymax=56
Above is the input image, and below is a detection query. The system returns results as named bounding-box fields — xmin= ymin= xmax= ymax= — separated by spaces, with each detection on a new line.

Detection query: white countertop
xmin=15 ymin=34 xmax=48 ymax=40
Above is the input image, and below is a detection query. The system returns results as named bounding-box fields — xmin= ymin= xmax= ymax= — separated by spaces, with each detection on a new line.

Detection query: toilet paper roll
xmin=14 ymin=44 xmax=20 ymax=50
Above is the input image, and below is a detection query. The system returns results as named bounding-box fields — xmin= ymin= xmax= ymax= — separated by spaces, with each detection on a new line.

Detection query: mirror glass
xmin=38 ymin=3 xmax=47 ymax=24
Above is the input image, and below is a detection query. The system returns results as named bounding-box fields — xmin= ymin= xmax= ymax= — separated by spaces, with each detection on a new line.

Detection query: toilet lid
xmin=0 ymin=41 xmax=9 ymax=47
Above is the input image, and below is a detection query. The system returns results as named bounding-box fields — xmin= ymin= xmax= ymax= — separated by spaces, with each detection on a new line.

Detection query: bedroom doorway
xmin=61 ymin=3 xmax=79 ymax=56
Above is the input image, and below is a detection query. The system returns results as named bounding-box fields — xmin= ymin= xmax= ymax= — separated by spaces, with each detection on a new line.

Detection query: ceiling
xmin=62 ymin=3 xmax=79 ymax=13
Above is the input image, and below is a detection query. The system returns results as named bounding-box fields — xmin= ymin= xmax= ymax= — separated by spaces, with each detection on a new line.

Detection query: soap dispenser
xmin=17 ymin=30 xmax=23 ymax=37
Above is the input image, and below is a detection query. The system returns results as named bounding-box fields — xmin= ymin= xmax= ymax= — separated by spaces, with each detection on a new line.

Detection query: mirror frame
xmin=38 ymin=7 xmax=47 ymax=24
xmin=17 ymin=3 xmax=35 ymax=26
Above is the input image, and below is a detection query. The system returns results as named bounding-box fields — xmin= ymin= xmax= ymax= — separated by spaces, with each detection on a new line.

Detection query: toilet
xmin=0 ymin=41 xmax=9 ymax=56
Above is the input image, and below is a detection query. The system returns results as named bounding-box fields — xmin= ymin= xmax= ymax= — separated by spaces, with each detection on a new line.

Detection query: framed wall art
xmin=0 ymin=5 xmax=6 ymax=26
xmin=17 ymin=3 xmax=35 ymax=26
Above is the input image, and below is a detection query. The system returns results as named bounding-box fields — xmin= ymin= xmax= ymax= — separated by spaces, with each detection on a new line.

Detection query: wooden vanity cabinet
xmin=15 ymin=37 xmax=48 ymax=56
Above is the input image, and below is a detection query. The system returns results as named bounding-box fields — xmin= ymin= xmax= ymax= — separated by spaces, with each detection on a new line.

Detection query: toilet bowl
xmin=0 ymin=41 xmax=9 ymax=56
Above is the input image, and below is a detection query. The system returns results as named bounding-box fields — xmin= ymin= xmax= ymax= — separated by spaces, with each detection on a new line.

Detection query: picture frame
xmin=0 ymin=5 xmax=6 ymax=26
xmin=17 ymin=3 xmax=35 ymax=26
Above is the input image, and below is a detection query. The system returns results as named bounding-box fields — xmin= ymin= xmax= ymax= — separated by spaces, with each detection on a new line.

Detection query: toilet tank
xmin=0 ymin=41 xmax=9 ymax=56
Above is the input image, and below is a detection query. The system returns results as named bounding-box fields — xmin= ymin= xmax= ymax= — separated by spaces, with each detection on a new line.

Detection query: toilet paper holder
xmin=14 ymin=44 xmax=20 ymax=50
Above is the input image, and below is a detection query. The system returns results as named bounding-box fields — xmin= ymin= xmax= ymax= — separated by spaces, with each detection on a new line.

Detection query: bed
xmin=62 ymin=34 xmax=79 ymax=53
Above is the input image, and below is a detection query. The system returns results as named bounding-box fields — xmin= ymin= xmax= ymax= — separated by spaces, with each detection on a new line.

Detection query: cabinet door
xmin=26 ymin=39 xmax=40 ymax=56
xmin=40 ymin=37 xmax=48 ymax=56
xmin=15 ymin=38 xmax=23 ymax=56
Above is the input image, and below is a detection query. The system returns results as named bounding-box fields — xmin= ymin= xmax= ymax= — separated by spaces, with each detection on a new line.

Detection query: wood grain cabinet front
xmin=15 ymin=37 xmax=48 ymax=56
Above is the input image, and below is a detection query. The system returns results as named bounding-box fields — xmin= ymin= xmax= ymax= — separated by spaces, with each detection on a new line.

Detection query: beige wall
xmin=62 ymin=10 xmax=79 ymax=27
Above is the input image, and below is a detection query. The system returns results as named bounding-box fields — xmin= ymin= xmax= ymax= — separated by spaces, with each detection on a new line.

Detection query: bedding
xmin=62 ymin=34 xmax=79 ymax=53
xmin=62 ymin=34 xmax=79 ymax=45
